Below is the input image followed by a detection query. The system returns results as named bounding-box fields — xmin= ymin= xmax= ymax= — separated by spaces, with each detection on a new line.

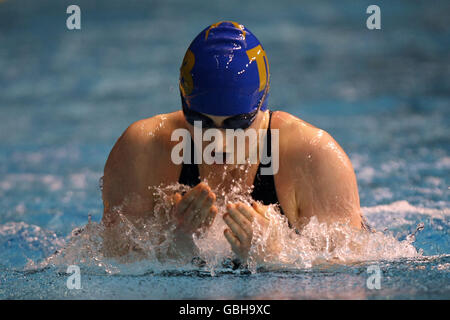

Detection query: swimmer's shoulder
xmin=271 ymin=110 xmax=326 ymax=147
xmin=270 ymin=110 xmax=350 ymax=166
xmin=270 ymin=110 xmax=317 ymax=129
xmin=104 ymin=111 xmax=185 ymax=189
xmin=106 ymin=111 xmax=185 ymax=169
xmin=115 ymin=111 xmax=185 ymax=151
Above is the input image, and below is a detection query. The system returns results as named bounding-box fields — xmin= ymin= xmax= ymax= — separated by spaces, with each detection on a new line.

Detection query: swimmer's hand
xmin=172 ymin=182 xmax=218 ymax=237
xmin=223 ymin=202 xmax=269 ymax=261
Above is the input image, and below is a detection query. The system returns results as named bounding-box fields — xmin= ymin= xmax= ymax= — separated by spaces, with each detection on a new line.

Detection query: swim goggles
xmin=182 ymin=105 xmax=260 ymax=129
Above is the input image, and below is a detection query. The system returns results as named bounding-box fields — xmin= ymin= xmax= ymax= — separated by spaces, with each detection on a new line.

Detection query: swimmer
xmin=101 ymin=21 xmax=366 ymax=261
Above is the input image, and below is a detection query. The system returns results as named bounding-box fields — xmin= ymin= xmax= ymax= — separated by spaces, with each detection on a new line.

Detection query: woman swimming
xmin=101 ymin=21 xmax=365 ymax=262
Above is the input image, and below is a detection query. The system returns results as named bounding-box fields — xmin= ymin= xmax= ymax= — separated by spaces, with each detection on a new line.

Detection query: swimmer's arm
xmin=101 ymin=117 xmax=213 ymax=258
xmin=101 ymin=119 xmax=162 ymax=226
xmin=294 ymin=131 xmax=362 ymax=229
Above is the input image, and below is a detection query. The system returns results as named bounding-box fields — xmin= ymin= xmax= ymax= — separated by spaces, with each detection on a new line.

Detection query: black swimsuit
xmin=178 ymin=111 xmax=282 ymax=210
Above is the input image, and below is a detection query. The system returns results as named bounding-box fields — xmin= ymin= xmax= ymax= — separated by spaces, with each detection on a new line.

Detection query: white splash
xmin=29 ymin=176 xmax=424 ymax=275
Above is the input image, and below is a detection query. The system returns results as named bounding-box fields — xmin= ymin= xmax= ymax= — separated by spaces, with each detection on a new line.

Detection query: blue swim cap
xmin=180 ymin=21 xmax=270 ymax=116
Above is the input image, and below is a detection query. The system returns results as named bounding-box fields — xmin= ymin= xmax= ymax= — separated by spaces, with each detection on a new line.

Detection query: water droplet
xmin=99 ymin=176 xmax=104 ymax=191
xmin=416 ymin=222 xmax=425 ymax=232
xmin=406 ymin=234 xmax=416 ymax=243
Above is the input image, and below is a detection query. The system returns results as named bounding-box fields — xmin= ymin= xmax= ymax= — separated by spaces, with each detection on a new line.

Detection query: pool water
xmin=0 ymin=0 xmax=449 ymax=299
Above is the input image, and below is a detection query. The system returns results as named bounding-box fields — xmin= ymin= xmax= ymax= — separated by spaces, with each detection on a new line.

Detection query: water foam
xmin=27 ymin=171 xmax=422 ymax=275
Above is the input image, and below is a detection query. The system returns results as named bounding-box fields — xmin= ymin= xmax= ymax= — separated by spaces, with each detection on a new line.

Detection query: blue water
xmin=0 ymin=0 xmax=449 ymax=299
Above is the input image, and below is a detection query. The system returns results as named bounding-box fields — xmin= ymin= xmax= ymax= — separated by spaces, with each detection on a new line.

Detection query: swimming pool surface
xmin=0 ymin=0 xmax=449 ymax=299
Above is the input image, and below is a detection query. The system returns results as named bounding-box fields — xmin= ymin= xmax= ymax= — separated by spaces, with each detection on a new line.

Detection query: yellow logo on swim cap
xmin=246 ymin=44 xmax=269 ymax=92
xmin=204 ymin=21 xmax=246 ymax=40
xmin=180 ymin=49 xmax=195 ymax=96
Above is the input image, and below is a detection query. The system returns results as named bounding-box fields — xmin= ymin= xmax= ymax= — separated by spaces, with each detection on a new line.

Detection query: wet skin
xmin=101 ymin=110 xmax=363 ymax=260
